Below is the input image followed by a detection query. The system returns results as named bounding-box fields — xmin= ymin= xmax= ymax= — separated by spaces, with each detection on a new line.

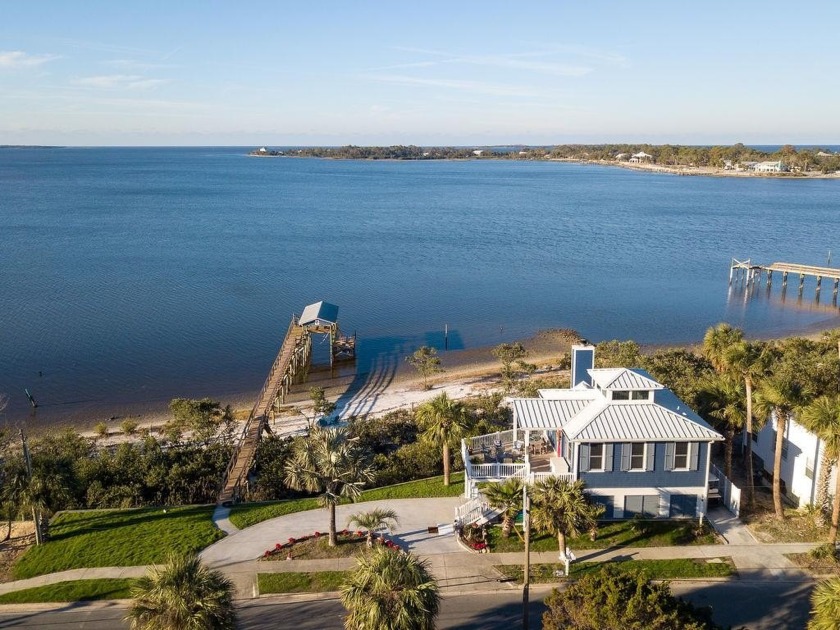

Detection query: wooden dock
xmin=730 ymin=258 xmax=840 ymax=298
xmin=217 ymin=301 xmax=357 ymax=505
xmin=218 ymin=316 xmax=310 ymax=505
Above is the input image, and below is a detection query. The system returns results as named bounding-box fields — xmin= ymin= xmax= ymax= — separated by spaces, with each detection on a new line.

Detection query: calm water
xmin=1 ymin=147 xmax=839 ymax=425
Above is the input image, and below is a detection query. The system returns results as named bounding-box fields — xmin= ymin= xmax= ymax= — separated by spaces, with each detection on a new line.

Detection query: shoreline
xmin=15 ymin=321 xmax=840 ymax=441
xmin=553 ymin=158 xmax=840 ymax=180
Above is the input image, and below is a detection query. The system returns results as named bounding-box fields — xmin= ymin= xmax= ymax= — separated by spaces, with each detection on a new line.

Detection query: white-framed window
xmin=805 ymin=457 xmax=815 ymax=480
xmin=631 ymin=390 xmax=649 ymax=401
xmin=665 ymin=442 xmax=699 ymax=471
xmin=580 ymin=443 xmax=613 ymax=472
xmin=620 ymin=442 xmax=652 ymax=471
xmin=674 ymin=442 xmax=690 ymax=469
xmin=612 ymin=390 xmax=630 ymax=400
xmin=630 ymin=443 xmax=646 ymax=470
xmin=589 ymin=443 xmax=605 ymax=470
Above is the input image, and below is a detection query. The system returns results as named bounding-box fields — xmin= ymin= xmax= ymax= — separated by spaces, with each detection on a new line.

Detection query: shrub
xmin=120 ymin=419 xmax=139 ymax=436
xmin=94 ymin=422 xmax=109 ymax=438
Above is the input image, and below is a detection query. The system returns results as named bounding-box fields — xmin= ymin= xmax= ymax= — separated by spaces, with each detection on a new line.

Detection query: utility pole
xmin=522 ymin=483 xmax=530 ymax=629
xmin=19 ymin=429 xmax=42 ymax=545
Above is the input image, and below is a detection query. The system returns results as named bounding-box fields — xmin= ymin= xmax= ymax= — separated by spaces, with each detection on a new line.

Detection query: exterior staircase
xmin=455 ymin=495 xmax=503 ymax=528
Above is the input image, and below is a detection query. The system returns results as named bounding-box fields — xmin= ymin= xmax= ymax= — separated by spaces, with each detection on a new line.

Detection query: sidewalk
xmin=0 ymin=500 xmax=821 ymax=602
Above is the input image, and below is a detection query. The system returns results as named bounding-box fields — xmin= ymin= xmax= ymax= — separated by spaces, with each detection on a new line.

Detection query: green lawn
xmin=258 ymin=571 xmax=347 ymax=594
xmin=230 ymin=472 xmax=465 ymax=529
xmin=13 ymin=505 xmax=223 ymax=580
xmin=494 ymin=557 xmax=734 ymax=583
xmin=0 ymin=579 xmax=135 ymax=604
xmin=487 ymin=519 xmax=718 ymax=553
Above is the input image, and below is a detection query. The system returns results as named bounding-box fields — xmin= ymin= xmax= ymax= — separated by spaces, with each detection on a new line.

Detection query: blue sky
xmin=2 ymin=1 xmax=839 ymax=146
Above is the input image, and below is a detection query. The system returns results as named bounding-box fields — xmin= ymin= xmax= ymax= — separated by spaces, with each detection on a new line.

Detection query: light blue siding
xmin=580 ymin=442 xmax=708 ymax=489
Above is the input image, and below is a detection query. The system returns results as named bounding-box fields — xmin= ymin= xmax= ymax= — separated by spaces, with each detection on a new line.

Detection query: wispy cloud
xmin=105 ymin=59 xmax=181 ymax=71
xmin=361 ymin=74 xmax=541 ymax=97
xmin=385 ymin=46 xmax=592 ymax=77
xmin=73 ymin=74 xmax=169 ymax=90
xmin=0 ymin=50 xmax=61 ymax=68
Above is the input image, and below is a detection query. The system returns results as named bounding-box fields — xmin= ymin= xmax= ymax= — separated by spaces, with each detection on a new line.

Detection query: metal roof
xmin=511 ymin=398 xmax=591 ymax=430
xmin=563 ymin=388 xmax=722 ymax=442
xmin=299 ymin=301 xmax=339 ymax=326
xmin=515 ymin=375 xmax=722 ymax=442
xmin=589 ymin=368 xmax=663 ymax=391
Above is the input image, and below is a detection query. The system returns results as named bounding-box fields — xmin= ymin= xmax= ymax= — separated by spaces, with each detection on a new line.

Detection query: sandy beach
xmin=54 ymin=318 xmax=838 ymax=446
xmin=559 ymin=158 xmax=840 ymax=179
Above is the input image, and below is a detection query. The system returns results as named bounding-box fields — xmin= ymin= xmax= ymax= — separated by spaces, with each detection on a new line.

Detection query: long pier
xmin=217 ymin=301 xmax=356 ymax=505
xmin=730 ymin=258 xmax=840 ymax=299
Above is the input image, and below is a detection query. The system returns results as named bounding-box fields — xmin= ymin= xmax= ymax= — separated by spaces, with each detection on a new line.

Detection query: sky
xmin=2 ymin=1 xmax=839 ymax=146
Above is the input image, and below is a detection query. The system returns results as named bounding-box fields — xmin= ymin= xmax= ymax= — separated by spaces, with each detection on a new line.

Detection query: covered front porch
xmin=460 ymin=429 xmax=574 ymax=497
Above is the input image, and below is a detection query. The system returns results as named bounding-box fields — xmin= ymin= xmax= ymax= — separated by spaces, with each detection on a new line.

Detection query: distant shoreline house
xmin=752 ymin=161 xmax=788 ymax=173
xmin=629 ymin=151 xmax=653 ymax=163
xmin=457 ymin=346 xmax=724 ymax=524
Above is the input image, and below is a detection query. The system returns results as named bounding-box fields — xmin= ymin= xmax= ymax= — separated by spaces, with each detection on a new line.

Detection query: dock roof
xmin=299 ymin=301 xmax=339 ymax=326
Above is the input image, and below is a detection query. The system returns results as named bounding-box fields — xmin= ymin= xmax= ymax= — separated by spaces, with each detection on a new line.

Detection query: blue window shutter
xmin=690 ymin=442 xmax=700 ymax=471
xmin=620 ymin=443 xmax=631 ymax=471
xmin=646 ymin=443 xmax=654 ymax=471
xmin=665 ymin=442 xmax=675 ymax=471
xmin=580 ymin=444 xmax=590 ymax=472
xmin=605 ymin=443 xmax=614 ymax=472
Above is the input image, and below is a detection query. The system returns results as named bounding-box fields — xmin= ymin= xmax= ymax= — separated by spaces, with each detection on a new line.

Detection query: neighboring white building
xmin=752 ymin=415 xmax=838 ymax=508
xmin=629 ymin=151 xmax=653 ymax=163
xmin=753 ymin=161 xmax=788 ymax=173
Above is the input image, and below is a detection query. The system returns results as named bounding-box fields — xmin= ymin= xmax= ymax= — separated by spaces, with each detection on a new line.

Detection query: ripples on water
xmin=1 ymin=147 xmax=838 ymax=425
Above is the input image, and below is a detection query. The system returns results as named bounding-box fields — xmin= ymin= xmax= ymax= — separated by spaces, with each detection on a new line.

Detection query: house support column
xmin=700 ymin=441 xmax=712 ymax=526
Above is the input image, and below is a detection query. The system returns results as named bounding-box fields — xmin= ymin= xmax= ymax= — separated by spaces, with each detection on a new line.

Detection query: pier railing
xmin=219 ymin=314 xmax=304 ymax=504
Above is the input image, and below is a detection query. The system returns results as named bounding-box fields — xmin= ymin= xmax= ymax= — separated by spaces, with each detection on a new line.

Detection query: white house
xmin=753 ymin=161 xmax=788 ymax=173
xmin=629 ymin=151 xmax=653 ymax=163
xmin=752 ymin=415 xmax=838 ymax=508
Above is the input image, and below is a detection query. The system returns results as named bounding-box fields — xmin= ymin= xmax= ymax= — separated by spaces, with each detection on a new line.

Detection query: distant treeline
xmin=252 ymin=143 xmax=840 ymax=172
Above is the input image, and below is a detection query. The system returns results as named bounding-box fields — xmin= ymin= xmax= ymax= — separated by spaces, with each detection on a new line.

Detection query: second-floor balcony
xmin=461 ymin=430 xmax=574 ymax=486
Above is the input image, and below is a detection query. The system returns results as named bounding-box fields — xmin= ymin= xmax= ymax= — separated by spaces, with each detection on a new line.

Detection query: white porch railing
xmin=465 ymin=430 xmax=516 ymax=452
xmin=455 ymin=496 xmax=489 ymax=525
xmin=470 ymin=463 xmax=528 ymax=479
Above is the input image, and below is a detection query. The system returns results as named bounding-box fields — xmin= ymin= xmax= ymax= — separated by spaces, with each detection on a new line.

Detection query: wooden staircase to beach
xmin=217 ymin=317 xmax=310 ymax=505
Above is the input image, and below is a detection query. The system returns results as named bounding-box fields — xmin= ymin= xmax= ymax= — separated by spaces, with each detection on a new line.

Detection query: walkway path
xmin=0 ymin=499 xmax=821 ymax=602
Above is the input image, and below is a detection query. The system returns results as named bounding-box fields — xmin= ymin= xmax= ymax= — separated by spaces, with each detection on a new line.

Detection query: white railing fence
xmin=711 ymin=464 xmax=742 ymax=517
xmin=466 ymin=430 xmax=515 ymax=452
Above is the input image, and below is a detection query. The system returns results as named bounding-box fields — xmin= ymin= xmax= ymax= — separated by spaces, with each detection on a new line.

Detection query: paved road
xmin=0 ymin=580 xmax=815 ymax=629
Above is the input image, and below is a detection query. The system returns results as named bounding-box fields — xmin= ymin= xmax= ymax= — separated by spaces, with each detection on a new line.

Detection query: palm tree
xmin=415 ymin=392 xmax=470 ymax=486
xmin=754 ymin=374 xmax=808 ymax=520
xmin=724 ymin=340 xmax=769 ymax=506
xmin=285 ymin=426 xmax=375 ymax=546
xmin=801 ymin=396 xmax=840 ymax=543
xmin=347 ymin=508 xmax=399 ymax=547
xmin=530 ymin=477 xmax=603 ymax=555
xmin=808 ymin=577 xmax=840 ymax=630
xmin=697 ymin=372 xmax=746 ymax=479
xmin=483 ymin=478 xmax=524 ymax=540
xmin=126 ymin=553 xmax=235 ymax=630
xmin=702 ymin=323 xmax=743 ymax=374
xmin=341 ymin=546 xmax=440 ymax=630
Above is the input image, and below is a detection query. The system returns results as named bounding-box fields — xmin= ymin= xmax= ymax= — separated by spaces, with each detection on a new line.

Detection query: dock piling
xmin=730 ymin=258 xmax=840 ymax=302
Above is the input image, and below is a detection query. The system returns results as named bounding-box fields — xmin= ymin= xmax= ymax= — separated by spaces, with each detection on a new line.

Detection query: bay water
xmin=1 ymin=147 xmax=838 ymax=425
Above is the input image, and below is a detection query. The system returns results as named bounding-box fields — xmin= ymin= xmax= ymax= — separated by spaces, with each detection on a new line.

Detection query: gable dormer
xmin=588 ymin=368 xmax=663 ymax=402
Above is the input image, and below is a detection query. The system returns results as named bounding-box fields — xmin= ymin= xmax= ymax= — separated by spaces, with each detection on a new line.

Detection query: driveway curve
xmin=201 ymin=498 xmax=464 ymax=569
